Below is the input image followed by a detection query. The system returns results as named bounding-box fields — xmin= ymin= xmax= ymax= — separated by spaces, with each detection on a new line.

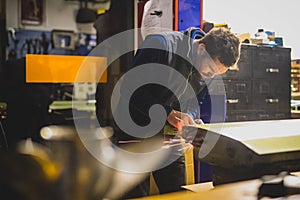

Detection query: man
xmin=115 ymin=27 xmax=241 ymax=195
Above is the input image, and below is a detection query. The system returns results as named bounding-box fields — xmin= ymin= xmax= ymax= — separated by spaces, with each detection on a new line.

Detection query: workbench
xmin=134 ymin=172 xmax=300 ymax=199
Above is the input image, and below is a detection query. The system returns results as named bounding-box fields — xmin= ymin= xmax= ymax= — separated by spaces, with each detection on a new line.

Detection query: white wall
xmin=7 ymin=0 xmax=79 ymax=31
xmin=204 ymin=0 xmax=300 ymax=59
xmin=6 ymin=0 xmax=109 ymax=34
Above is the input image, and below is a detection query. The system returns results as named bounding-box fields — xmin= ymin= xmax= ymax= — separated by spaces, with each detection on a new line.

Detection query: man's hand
xmin=167 ymin=110 xmax=195 ymax=131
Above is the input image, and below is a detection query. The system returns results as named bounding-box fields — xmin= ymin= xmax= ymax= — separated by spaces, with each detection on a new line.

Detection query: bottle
xmin=255 ymin=29 xmax=269 ymax=44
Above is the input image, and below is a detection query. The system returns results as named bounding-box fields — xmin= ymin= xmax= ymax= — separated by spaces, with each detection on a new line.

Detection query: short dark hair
xmin=200 ymin=27 xmax=241 ymax=67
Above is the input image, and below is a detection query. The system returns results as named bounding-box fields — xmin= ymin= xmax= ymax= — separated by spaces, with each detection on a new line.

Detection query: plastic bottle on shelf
xmin=255 ymin=29 xmax=269 ymax=44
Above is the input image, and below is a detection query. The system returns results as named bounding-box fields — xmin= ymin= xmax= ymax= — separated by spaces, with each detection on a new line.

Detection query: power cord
xmin=0 ymin=121 xmax=8 ymax=150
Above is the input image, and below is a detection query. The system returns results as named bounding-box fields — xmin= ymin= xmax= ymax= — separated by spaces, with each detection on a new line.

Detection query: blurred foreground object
xmin=0 ymin=125 xmax=170 ymax=199
xmin=0 ymin=139 xmax=60 ymax=200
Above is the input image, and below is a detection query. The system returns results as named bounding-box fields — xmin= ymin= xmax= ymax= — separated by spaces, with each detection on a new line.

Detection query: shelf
xmin=291 ymin=63 xmax=300 ymax=68
xmin=292 ymin=92 xmax=300 ymax=97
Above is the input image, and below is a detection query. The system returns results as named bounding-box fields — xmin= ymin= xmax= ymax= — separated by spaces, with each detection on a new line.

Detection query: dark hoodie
xmin=119 ymin=28 xmax=208 ymax=131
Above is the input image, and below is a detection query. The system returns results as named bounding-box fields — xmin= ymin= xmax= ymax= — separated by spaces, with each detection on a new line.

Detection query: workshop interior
xmin=0 ymin=0 xmax=300 ymax=199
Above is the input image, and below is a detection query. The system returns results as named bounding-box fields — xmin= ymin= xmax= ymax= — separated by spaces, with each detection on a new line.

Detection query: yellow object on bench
xmin=184 ymin=144 xmax=195 ymax=185
xmin=150 ymin=142 xmax=195 ymax=195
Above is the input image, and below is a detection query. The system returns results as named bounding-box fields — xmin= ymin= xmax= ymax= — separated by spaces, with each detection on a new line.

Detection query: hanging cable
xmin=0 ymin=121 xmax=8 ymax=150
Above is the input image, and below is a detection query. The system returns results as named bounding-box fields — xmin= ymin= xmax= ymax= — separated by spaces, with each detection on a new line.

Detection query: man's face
xmin=193 ymin=43 xmax=228 ymax=79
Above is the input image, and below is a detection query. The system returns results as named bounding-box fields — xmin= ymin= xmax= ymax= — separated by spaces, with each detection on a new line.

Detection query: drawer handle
xmin=266 ymin=98 xmax=279 ymax=103
xmin=237 ymin=115 xmax=247 ymax=118
xmin=227 ymin=99 xmax=239 ymax=104
xmin=266 ymin=68 xmax=280 ymax=73
xmin=259 ymin=114 xmax=269 ymax=118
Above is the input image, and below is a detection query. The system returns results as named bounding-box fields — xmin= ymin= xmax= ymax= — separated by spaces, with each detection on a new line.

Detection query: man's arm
xmin=120 ymin=35 xmax=173 ymax=127
xmin=120 ymin=35 xmax=197 ymax=131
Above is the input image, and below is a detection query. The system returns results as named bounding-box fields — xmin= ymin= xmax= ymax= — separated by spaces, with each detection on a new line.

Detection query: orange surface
xmin=174 ymin=0 xmax=179 ymax=31
xmin=26 ymin=54 xmax=107 ymax=83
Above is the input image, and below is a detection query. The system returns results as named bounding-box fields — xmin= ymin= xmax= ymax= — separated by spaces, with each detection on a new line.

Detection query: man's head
xmin=192 ymin=27 xmax=241 ymax=78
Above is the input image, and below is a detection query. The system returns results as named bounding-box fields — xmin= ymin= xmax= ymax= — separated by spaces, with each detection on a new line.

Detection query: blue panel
xmin=196 ymin=93 xmax=226 ymax=183
xmin=200 ymin=93 xmax=226 ymax=123
xmin=178 ymin=0 xmax=201 ymax=31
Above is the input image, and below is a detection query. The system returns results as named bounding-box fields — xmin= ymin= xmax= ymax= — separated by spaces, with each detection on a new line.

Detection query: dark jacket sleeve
xmin=120 ymin=35 xmax=173 ymax=127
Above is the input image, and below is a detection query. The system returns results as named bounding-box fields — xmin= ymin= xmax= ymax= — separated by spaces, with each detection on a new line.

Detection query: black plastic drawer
xmin=255 ymin=111 xmax=291 ymax=120
xmin=222 ymin=45 xmax=252 ymax=79
xmin=224 ymin=79 xmax=252 ymax=110
xmin=253 ymin=94 xmax=290 ymax=110
xmin=253 ymin=46 xmax=291 ymax=79
xmin=252 ymin=79 xmax=290 ymax=96
xmin=225 ymin=111 xmax=255 ymax=122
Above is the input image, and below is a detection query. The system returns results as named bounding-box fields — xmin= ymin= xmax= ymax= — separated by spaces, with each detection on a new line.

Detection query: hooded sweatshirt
xmin=119 ymin=27 xmax=208 ymax=136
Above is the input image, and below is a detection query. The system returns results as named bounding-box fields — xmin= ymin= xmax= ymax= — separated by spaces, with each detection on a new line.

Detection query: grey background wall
xmin=6 ymin=0 xmax=96 ymax=33
xmin=204 ymin=0 xmax=300 ymax=59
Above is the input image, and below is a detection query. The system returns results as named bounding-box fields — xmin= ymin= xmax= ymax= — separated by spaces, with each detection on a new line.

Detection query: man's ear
xmin=197 ymin=43 xmax=206 ymax=55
